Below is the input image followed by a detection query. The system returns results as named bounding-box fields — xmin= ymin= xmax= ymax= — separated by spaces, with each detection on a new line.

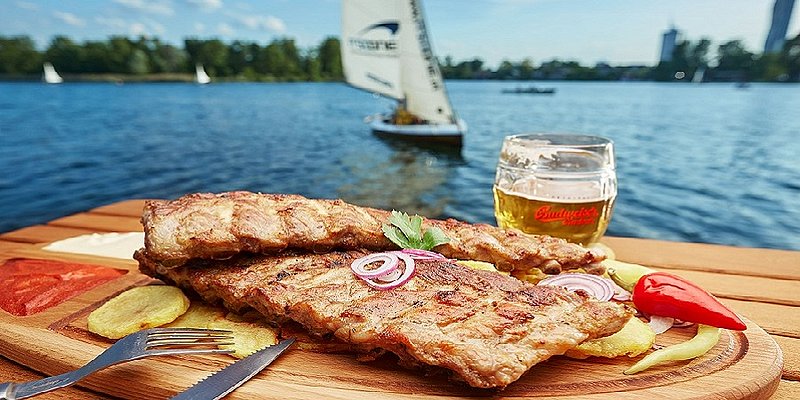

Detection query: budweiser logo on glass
xmin=493 ymin=133 xmax=617 ymax=246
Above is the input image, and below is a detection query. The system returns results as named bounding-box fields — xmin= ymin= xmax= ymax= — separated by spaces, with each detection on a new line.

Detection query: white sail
xmin=195 ymin=64 xmax=211 ymax=84
xmin=342 ymin=0 xmax=456 ymax=124
xmin=691 ymin=67 xmax=705 ymax=83
xmin=42 ymin=62 xmax=63 ymax=84
xmin=342 ymin=0 xmax=403 ymax=100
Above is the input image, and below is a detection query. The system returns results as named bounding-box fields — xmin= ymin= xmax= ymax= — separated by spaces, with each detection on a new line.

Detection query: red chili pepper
xmin=632 ymin=272 xmax=746 ymax=331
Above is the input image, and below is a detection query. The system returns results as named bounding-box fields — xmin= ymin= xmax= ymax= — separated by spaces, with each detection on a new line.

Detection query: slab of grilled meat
xmin=141 ymin=191 xmax=605 ymax=274
xmin=136 ymin=250 xmax=631 ymax=389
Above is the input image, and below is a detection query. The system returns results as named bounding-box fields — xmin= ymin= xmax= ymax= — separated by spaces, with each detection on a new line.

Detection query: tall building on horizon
xmin=764 ymin=0 xmax=796 ymax=53
xmin=659 ymin=26 xmax=679 ymax=63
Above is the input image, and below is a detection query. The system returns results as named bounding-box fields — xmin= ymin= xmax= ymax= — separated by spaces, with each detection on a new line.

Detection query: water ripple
xmin=1 ymin=81 xmax=799 ymax=250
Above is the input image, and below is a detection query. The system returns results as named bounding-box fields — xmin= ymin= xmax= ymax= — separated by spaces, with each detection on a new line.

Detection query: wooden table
xmin=0 ymin=199 xmax=798 ymax=399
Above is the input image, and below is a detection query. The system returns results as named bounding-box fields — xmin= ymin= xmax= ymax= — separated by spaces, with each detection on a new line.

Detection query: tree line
xmin=0 ymin=35 xmax=344 ymax=81
xmin=1 ymin=34 xmax=798 ymax=82
xmin=441 ymin=35 xmax=800 ymax=82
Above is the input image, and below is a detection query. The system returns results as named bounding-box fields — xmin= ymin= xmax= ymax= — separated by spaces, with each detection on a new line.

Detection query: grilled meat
xmin=141 ymin=191 xmax=604 ymax=274
xmin=136 ymin=250 xmax=631 ymax=389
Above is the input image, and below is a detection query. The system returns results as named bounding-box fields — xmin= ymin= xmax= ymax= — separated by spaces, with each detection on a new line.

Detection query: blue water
xmin=1 ymin=81 xmax=799 ymax=251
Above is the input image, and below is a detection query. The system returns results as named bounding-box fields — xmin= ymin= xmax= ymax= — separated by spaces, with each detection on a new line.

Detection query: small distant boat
xmin=341 ymin=0 xmax=466 ymax=147
xmin=501 ymin=86 xmax=555 ymax=95
xmin=195 ymin=64 xmax=211 ymax=84
xmin=42 ymin=62 xmax=63 ymax=84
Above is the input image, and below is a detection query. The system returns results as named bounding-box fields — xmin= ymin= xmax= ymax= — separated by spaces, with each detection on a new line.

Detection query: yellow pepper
xmin=624 ymin=324 xmax=721 ymax=374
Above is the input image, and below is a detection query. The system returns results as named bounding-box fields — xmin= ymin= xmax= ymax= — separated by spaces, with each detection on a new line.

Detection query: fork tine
xmin=148 ymin=327 xmax=233 ymax=336
xmin=147 ymin=332 xmax=234 ymax=341
xmin=147 ymin=338 xmax=235 ymax=348
xmin=149 ymin=327 xmax=233 ymax=332
xmin=145 ymin=348 xmax=234 ymax=357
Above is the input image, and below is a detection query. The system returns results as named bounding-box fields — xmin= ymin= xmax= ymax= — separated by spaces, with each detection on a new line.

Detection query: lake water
xmin=1 ymin=81 xmax=799 ymax=251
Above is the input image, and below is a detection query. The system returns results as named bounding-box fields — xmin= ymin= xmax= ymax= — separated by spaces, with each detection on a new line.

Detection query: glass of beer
xmin=493 ymin=133 xmax=617 ymax=246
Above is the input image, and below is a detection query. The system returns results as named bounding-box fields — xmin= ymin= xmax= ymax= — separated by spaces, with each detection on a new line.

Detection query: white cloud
xmin=217 ymin=23 xmax=235 ymax=36
xmin=187 ymin=0 xmax=223 ymax=11
xmin=95 ymin=16 xmax=165 ymax=37
xmin=95 ymin=16 xmax=128 ymax=30
xmin=237 ymin=15 xmax=286 ymax=33
xmin=194 ymin=22 xmax=207 ymax=33
xmin=145 ymin=19 xmax=166 ymax=35
xmin=53 ymin=11 xmax=86 ymax=27
xmin=15 ymin=1 xmax=39 ymax=11
xmin=130 ymin=22 xmax=147 ymax=36
xmin=113 ymin=0 xmax=174 ymax=16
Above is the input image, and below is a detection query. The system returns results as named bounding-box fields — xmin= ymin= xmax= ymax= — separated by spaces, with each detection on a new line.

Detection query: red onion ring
xmin=398 ymin=249 xmax=447 ymax=260
xmin=351 ymin=252 xmax=400 ymax=279
xmin=672 ymin=319 xmax=695 ymax=328
xmin=610 ymin=280 xmax=632 ymax=301
xmin=352 ymin=252 xmax=416 ymax=290
xmin=537 ymin=273 xmax=616 ymax=301
xmin=649 ymin=315 xmax=675 ymax=334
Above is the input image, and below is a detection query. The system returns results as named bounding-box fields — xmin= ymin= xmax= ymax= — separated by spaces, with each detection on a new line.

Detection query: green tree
xmin=0 ymin=36 xmax=42 ymax=74
xmin=495 ymin=60 xmax=515 ymax=79
xmin=317 ymin=37 xmax=342 ymax=80
xmin=715 ymin=40 xmax=755 ymax=80
xmin=81 ymin=40 xmax=111 ymax=73
xmin=227 ymin=40 xmax=256 ymax=76
xmin=782 ymin=33 xmax=800 ymax=81
xmin=185 ymin=38 xmax=229 ymax=76
xmin=689 ymin=38 xmax=712 ymax=70
xmin=518 ymin=58 xmax=535 ymax=80
xmin=45 ymin=36 xmax=84 ymax=73
xmin=150 ymin=42 xmax=186 ymax=73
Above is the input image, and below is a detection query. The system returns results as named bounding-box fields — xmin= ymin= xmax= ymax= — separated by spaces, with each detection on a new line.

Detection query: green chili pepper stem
xmin=624 ymin=324 xmax=721 ymax=374
xmin=604 ymin=260 xmax=655 ymax=292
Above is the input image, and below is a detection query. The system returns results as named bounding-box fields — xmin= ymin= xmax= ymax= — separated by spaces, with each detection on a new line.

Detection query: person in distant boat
xmin=391 ymin=101 xmax=425 ymax=125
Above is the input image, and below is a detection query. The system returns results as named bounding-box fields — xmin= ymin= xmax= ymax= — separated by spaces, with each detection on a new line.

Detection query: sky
xmin=2 ymin=0 xmax=799 ymax=68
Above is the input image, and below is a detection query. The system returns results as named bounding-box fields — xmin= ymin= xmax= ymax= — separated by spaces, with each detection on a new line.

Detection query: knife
xmin=170 ymin=338 xmax=295 ymax=400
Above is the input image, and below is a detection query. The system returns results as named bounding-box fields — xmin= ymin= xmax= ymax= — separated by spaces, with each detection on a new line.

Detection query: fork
xmin=0 ymin=327 xmax=234 ymax=400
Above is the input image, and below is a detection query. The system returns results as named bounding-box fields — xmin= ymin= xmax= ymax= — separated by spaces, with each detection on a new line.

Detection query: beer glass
xmin=493 ymin=133 xmax=617 ymax=246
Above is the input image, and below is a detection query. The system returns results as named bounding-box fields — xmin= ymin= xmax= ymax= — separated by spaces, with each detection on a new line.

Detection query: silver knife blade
xmin=170 ymin=338 xmax=294 ymax=400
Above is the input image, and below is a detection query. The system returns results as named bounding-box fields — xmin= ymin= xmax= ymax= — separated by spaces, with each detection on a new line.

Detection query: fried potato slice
xmin=166 ymin=303 xmax=278 ymax=358
xmin=88 ymin=285 xmax=190 ymax=339
xmin=456 ymin=260 xmax=509 ymax=275
xmin=565 ymin=317 xmax=655 ymax=359
xmin=167 ymin=302 xmax=225 ymax=329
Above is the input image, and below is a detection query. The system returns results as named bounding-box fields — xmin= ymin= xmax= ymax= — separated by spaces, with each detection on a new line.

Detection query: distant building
xmin=764 ymin=0 xmax=796 ymax=53
xmin=660 ymin=27 xmax=679 ymax=62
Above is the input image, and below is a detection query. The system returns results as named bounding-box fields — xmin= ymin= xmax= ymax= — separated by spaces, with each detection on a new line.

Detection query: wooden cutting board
xmin=0 ymin=242 xmax=783 ymax=399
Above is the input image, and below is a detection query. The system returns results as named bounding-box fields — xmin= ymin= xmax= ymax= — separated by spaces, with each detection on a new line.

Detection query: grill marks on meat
xmin=141 ymin=191 xmax=604 ymax=273
xmin=136 ymin=250 xmax=631 ymax=389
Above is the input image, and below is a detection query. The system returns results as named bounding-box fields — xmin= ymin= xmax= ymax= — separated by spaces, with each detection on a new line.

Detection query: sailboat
xmin=691 ymin=67 xmax=705 ymax=83
xmin=195 ymin=64 xmax=211 ymax=84
xmin=341 ymin=0 xmax=467 ymax=146
xmin=42 ymin=62 xmax=63 ymax=84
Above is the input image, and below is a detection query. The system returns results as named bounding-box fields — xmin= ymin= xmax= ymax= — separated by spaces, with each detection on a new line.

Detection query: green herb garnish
xmin=382 ymin=210 xmax=450 ymax=251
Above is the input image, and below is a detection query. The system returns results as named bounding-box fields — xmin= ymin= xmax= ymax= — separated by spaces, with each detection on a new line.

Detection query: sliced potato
xmin=88 ymin=285 xmax=190 ymax=339
xmin=166 ymin=303 xmax=278 ymax=358
xmin=167 ymin=302 xmax=226 ymax=329
xmin=214 ymin=315 xmax=278 ymax=358
xmin=565 ymin=317 xmax=655 ymax=359
xmin=510 ymin=268 xmax=548 ymax=284
xmin=456 ymin=260 xmax=509 ymax=275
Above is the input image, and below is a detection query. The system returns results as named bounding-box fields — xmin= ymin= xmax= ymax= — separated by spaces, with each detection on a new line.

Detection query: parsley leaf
xmin=382 ymin=210 xmax=449 ymax=250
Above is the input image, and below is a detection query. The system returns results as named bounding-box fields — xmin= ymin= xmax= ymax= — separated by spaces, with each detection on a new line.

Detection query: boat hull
xmin=368 ymin=115 xmax=466 ymax=146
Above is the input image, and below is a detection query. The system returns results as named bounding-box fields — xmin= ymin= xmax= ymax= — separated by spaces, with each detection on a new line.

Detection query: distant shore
xmin=0 ymin=73 xmax=336 ymax=83
xmin=4 ymin=75 xmax=800 ymax=84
